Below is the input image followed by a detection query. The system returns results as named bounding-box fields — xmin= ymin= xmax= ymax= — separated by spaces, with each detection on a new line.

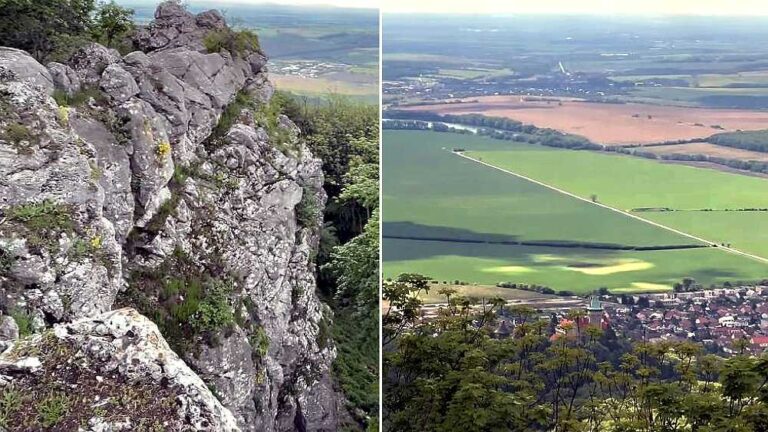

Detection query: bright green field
xmin=384 ymin=238 xmax=768 ymax=293
xmin=383 ymin=130 xmax=768 ymax=293
xmin=466 ymin=143 xmax=768 ymax=259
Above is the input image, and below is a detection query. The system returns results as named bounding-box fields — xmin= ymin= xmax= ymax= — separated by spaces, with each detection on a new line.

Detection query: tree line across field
xmin=384 ymin=111 xmax=768 ymax=175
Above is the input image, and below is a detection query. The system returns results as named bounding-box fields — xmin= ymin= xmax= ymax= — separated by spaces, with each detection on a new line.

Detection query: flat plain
xmin=383 ymin=130 xmax=768 ymax=293
xmin=399 ymin=96 xmax=768 ymax=145
xmin=467 ymin=143 xmax=768 ymax=260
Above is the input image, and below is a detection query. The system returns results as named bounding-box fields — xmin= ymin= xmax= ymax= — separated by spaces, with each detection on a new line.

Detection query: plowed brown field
xmin=400 ymin=95 xmax=768 ymax=145
xmin=643 ymin=142 xmax=768 ymax=162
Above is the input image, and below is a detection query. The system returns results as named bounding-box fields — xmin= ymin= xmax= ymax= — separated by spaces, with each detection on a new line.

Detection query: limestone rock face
xmin=68 ymin=42 xmax=122 ymax=86
xmin=0 ymin=2 xmax=339 ymax=431
xmin=47 ymin=62 xmax=81 ymax=96
xmin=133 ymin=1 xmax=227 ymax=52
xmin=0 ymin=47 xmax=53 ymax=94
xmin=0 ymin=308 xmax=241 ymax=431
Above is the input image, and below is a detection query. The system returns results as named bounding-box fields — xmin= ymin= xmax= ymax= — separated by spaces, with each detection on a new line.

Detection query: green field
xmin=383 ymin=130 xmax=768 ymax=293
xmin=465 ymin=143 xmax=768 ymax=259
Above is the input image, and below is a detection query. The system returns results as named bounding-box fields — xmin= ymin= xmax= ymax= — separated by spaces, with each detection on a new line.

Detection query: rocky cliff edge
xmin=0 ymin=2 xmax=337 ymax=431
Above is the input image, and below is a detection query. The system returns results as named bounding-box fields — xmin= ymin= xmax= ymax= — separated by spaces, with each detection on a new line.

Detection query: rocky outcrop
xmin=0 ymin=308 xmax=240 ymax=431
xmin=0 ymin=2 xmax=338 ymax=431
xmin=134 ymin=1 xmax=227 ymax=52
xmin=47 ymin=62 xmax=81 ymax=96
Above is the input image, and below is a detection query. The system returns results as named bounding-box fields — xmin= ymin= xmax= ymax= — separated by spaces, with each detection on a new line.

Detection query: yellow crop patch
xmin=482 ymin=265 xmax=535 ymax=274
xmin=565 ymin=260 xmax=654 ymax=275
xmin=611 ymin=282 xmax=672 ymax=293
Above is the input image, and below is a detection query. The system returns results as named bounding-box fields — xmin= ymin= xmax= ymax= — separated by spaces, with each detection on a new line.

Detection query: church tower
xmin=586 ymin=296 xmax=603 ymax=328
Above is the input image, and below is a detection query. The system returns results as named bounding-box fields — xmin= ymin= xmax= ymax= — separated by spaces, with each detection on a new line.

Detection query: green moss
xmin=316 ymin=312 xmax=332 ymax=350
xmin=89 ymin=160 xmax=103 ymax=181
xmin=207 ymin=90 xmax=254 ymax=146
xmin=37 ymin=392 xmax=69 ymax=428
xmin=0 ymin=246 xmax=12 ymax=275
xmin=191 ymin=281 xmax=234 ymax=333
xmin=0 ymin=386 xmax=23 ymax=428
xmin=250 ymin=326 xmax=270 ymax=359
xmin=145 ymin=194 xmax=181 ymax=234
xmin=205 ymin=90 xmax=295 ymax=154
xmin=296 ymin=187 xmax=319 ymax=228
xmin=8 ymin=308 xmax=33 ymax=337
xmin=1 ymin=332 xmax=181 ymax=430
xmin=7 ymin=200 xmax=74 ymax=233
xmin=1 ymin=123 xmax=36 ymax=154
xmin=5 ymin=199 xmax=75 ymax=253
xmin=119 ymin=250 xmax=236 ymax=353
xmin=52 ymin=86 xmax=107 ymax=108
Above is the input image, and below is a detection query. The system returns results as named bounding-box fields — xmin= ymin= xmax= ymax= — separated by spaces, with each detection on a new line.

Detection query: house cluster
xmin=491 ymin=286 xmax=768 ymax=355
xmin=271 ymin=60 xmax=349 ymax=79
xmin=603 ymin=286 xmax=768 ymax=354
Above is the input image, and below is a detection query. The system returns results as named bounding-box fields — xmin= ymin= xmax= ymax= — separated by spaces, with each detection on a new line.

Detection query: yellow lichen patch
xmin=57 ymin=106 xmax=70 ymax=127
xmin=156 ymin=141 xmax=172 ymax=159
xmin=481 ymin=265 xmax=535 ymax=274
xmin=565 ymin=260 xmax=654 ymax=275
xmin=90 ymin=235 xmax=102 ymax=250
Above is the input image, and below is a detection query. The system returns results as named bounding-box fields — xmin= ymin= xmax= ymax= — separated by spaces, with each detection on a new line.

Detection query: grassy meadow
xmin=466 ymin=144 xmax=768 ymax=258
xmin=383 ymin=130 xmax=768 ymax=293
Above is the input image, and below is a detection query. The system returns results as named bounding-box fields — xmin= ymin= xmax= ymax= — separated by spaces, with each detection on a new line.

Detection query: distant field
xmin=383 ymin=130 xmax=768 ymax=293
xmin=400 ymin=96 xmax=768 ymax=145
xmin=611 ymin=70 xmax=768 ymax=88
xmin=415 ymin=283 xmax=549 ymax=304
xmin=384 ymin=238 xmax=768 ymax=293
xmin=643 ymin=142 xmax=768 ymax=162
xmin=270 ymin=74 xmax=378 ymax=102
xmin=467 ymin=142 xmax=768 ymax=259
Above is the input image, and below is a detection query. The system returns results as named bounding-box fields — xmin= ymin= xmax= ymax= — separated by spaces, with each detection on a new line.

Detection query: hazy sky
xmin=382 ymin=0 xmax=768 ymax=16
xmin=188 ymin=0 xmax=378 ymax=8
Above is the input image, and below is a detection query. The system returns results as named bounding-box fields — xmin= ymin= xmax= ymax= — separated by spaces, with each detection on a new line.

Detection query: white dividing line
xmin=453 ymin=151 xmax=768 ymax=265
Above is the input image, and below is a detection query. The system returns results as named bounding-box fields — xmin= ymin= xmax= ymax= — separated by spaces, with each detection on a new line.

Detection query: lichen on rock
xmin=0 ymin=2 xmax=340 ymax=431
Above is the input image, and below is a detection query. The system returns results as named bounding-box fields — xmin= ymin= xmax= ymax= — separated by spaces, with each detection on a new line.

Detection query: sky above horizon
xmin=381 ymin=0 xmax=768 ymax=16
xmin=186 ymin=0 xmax=378 ymax=8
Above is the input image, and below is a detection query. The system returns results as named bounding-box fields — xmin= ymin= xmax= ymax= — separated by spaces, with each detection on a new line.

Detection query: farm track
xmin=453 ymin=151 xmax=768 ymax=265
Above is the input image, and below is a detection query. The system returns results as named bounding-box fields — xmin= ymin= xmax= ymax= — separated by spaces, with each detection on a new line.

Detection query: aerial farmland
xmin=383 ymin=130 xmax=768 ymax=294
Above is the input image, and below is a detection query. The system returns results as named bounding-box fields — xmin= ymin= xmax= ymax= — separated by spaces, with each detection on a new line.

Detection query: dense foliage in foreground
xmin=0 ymin=0 xmax=134 ymax=61
xmin=384 ymin=273 xmax=768 ymax=432
xmin=284 ymin=93 xmax=380 ymax=429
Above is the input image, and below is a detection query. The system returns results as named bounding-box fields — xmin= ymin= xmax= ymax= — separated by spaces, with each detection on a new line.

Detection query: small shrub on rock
xmin=37 ymin=393 xmax=69 ymax=428
xmin=1 ymin=123 xmax=36 ymax=154
xmin=203 ymin=28 xmax=260 ymax=57
xmin=5 ymin=200 xmax=74 ymax=252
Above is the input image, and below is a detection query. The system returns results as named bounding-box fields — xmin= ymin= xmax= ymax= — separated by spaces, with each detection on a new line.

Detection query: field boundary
xmin=454 ymin=151 xmax=768 ymax=265
xmin=383 ymin=234 xmax=706 ymax=251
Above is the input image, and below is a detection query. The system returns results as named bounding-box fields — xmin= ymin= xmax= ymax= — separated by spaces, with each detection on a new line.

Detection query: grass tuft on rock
xmin=203 ymin=28 xmax=260 ymax=57
xmin=4 ymin=199 xmax=75 ymax=253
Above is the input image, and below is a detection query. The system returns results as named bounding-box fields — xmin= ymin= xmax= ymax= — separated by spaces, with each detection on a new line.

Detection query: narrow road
xmin=453 ymin=151 xmax=768 ymax=265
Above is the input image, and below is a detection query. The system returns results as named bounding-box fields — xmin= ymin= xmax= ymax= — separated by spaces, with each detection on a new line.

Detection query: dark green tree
xmin=92 ymin=0 xmax=133 ymax=48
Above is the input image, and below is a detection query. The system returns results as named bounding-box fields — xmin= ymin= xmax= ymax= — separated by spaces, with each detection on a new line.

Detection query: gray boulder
xmin=68 ymin=42 xmax=121 ymax=86
xmin=47 ymin=61 xmax=81 ymax=96
xmin=0 ymin=47 xmax=53 ymax=94
xmin=100 ymin=64 xmax=140 ymax=103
